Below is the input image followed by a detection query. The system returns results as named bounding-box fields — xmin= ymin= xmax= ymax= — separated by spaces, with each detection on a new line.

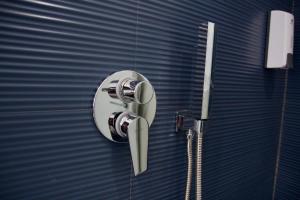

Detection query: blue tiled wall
xmin=0 ymin=1 xmax=293 ymax=200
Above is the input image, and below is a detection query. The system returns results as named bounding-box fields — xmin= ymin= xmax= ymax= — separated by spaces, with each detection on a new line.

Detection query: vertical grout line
xmin=272 ymin=69 xmax=288 ymax=200
xmin=133 ymin=0 xmax=140 ymax=71
xmin=129 ymin=1 xmax=140 ymax=199
xmin=272 ymin=2 xmax=295 ymax=199
xmin=129 ymin=164 xmax=134 ymax=200
xmin=271 ymin=3 xmax=294 ymax=198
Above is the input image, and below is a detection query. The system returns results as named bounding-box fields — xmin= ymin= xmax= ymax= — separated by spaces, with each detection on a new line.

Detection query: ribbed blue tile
xmin=0 ymin=1 xmax=294 ymax=200
xmin=0 ymin=110 xmax=131 ymax=200
xmin=0 ymin=0 xmax=137 ymax=112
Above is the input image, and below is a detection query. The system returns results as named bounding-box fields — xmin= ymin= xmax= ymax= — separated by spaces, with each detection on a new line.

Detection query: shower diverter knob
xmin=109 ymin=112 xmax=149 ymax=176
xmin=106 ymin=78 xmax=154 ymax=104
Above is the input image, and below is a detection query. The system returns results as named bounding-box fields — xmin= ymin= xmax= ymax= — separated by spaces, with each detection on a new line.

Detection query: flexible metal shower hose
xmin=196 ymin=130 xmax=203 ymax=200
xmin=185 ymin=129 xmax=193 ymax=200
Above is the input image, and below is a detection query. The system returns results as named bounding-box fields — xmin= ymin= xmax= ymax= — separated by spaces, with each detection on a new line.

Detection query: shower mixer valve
xmin=93 ymin=70 xmax=156 ymax=176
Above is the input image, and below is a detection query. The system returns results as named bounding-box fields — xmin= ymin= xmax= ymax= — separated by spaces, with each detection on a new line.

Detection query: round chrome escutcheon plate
xmin=93 ymin=70 xmax=156 ymax=143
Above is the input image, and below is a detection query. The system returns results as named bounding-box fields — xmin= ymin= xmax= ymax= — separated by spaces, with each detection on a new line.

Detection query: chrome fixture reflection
xmin=93 ymin=70 xmax=156 ymax=176
xmin=105 ymin=78 xmax=154 ymax=104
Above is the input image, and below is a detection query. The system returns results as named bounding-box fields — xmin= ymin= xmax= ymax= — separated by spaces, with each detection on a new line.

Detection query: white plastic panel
xmin=266 ymin=10 xmax=294 ymax=69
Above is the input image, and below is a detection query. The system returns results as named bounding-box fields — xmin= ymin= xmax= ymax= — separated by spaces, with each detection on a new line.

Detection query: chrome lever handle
xmin=114 ymin=112 xmax=149 ymax=176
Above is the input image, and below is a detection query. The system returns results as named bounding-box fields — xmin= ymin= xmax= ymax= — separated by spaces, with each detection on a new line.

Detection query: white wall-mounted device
xmin=266 ymin=10 xmax=294 ymax=69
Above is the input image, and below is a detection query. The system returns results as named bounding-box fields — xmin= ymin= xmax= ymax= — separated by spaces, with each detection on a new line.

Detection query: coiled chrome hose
xmin=185 ymin=129 xmax=194 ymax=200
xmin=196 ymin=129 xmax=203 ymax=200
